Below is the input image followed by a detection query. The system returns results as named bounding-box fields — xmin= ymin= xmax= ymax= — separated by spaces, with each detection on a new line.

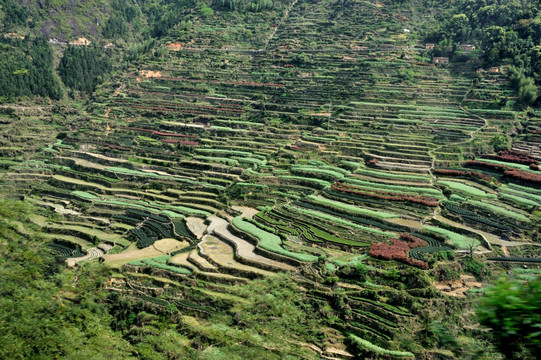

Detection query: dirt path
xmin=261 ymin=0 xmax=299 ymax=50
xmin=113 ymin=84 xmax=126 ymax=96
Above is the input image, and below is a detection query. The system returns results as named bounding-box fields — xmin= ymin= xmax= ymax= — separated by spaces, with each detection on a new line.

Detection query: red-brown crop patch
xmin=369 ymin=233 xmax=429 ymax=269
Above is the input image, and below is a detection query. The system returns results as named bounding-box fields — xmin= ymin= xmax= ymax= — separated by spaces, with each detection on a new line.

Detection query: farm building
xmin=476 ymin=68 xmax=486 ymax=74
xmin=433 ymin=57 xmax=449 ymax=65
xmin=489 ymin=67 xmax=500 ymax=73
xmin=425 ymin=43 xmax=435 ymax=50
xmin=69 ymin=37 xmax=92 ymax=46
xmin=166 ymin=43 xmax=183 ymax=51
xmin=3 ymin=32 xmax=24 ymax=40
xmin=459 ymin=44 xmax=476 ymax=52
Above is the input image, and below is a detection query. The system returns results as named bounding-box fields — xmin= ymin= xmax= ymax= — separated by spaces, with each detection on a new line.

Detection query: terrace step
xmin=198 ymin=235 xmax=276 ymax=278
xmin=372 ymin=161 xmax=431 ymax=173
xmin=208 ymin=216 xmax=295 ymax=272
xmin=187 ymin=250 xmax=218 ymax=272
xmin=365 ymin=153 xmax=432 ymax=166
xmin=66 ymin=247 xmax=104 ymax=267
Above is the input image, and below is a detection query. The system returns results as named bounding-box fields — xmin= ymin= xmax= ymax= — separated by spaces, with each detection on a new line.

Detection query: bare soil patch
xmin=186 ymin=217 xmax=207 ymax=239
xmin=231 ymin=206 xmax=259 ymax=218
xmin=103 ymin=239 xmax=188 ymax=267
xmin=140 ymin=70 xmax=162 ymax=78
xmin=199 ymin=235 xmax=275 ymax=277
xmin=434 ymin=274 xmax=483 ymax=297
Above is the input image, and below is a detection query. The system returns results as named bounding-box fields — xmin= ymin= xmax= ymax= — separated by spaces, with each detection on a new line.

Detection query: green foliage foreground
xmin=0 ymin=199 xmax=323 ymax=359
xmin=477 ymin=275 xmax=541 ymax=360
xmin=0 ymin=36 xmax=63 ymax=101
xmin=0 ymin=199 xmax=132 ymax=359
xmin=348 ymin=334 xmax=414 ymax=358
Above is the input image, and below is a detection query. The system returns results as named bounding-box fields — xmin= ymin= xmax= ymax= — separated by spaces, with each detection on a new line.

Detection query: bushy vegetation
xmin=0 ymin=200 xmax=133 ymax=358
xmin=477 ymin=275 xmax=541 ymax=360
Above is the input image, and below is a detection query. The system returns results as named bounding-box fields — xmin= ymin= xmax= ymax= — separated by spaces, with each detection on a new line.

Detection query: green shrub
xmin=348 ymin=334 xmax=414 ymax=358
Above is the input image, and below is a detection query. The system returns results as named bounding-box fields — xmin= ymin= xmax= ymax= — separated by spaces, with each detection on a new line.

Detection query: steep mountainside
xmin=0 ymin=1 xmax=540 ymax=359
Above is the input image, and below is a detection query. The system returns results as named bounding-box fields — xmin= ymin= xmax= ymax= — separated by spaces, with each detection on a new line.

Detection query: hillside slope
xmin=0 ymin=0 xmax=540 ymax=359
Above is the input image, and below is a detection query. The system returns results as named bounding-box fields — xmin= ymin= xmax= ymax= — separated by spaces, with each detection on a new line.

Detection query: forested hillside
xmin=0 ymin=36 xmax=62 ymax=101
xmin=428 ymin=0 xmax=541 ymax=105
xmin=58 ymin=45 xmax=112 ymax=95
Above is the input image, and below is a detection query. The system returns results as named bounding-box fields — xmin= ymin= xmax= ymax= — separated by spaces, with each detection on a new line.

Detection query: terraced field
xmin=1 ymin=0 xmax=540 ymax=358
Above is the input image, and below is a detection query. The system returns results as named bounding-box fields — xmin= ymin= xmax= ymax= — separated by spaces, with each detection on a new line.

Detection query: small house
xmin=3 ymin=32 xmax=24 ymax=40
xmin=433 ymin=57 xmax=449 ymax=65
xmin=488 ymin=67 xmax=500 ymax=73
xmin=476 ymin=68 xmax=486 ymax=74
xmin=69 ymin=37 xmax=91 ymax=46
xmin=459 ymin=44 xmax=476 ymax=52
xmin=166 ymin=43 xmax=183 ymax=51
xmin=425 ymin=43 xmax=435 ymax=50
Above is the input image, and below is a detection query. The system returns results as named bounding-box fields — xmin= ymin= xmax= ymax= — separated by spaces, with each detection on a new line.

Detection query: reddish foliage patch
xmin=465 ymin=160 xmax=512 ymax=172
xmin=289 ymin=145 xmax=311 ymax=151
xmin=123 ymin=127 xmax=197 ymax=138
xmin=369 ymin=233 xmax=429 ymax=269
xmin=433 ymin=168 xmax=497 ymax=184
xmin=161 ymin=139 xmax=199 ymax=146
xmin=125 ymin=73 xmax=285 ymax=87
xmin=333 ymin=182 xmax=439 ymax=207
xmin=465 ymin=160 xmax=541 ymax=184
xmin=482 ymin=150 xmax=538 ymax=166
xmin=504 ymin=169 xmax=541 ymax=184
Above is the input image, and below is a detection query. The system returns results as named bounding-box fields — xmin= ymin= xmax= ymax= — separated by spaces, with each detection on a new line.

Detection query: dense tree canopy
xmin=429 ymin=0 xmax=541 ymax=107
xmin=58 ymin=45 xmax=112 ymax=95
xmin=0 ymin=36 xmax=63 ymax=101
xmin=0 ymin=0 xmax=28 ymax=30
xmin=0 ymin=200 xmax=133 ymax=359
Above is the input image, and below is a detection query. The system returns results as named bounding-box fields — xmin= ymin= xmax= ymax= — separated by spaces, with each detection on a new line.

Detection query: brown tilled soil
xmin=434 ymin=274 xmax=483 ymax=297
